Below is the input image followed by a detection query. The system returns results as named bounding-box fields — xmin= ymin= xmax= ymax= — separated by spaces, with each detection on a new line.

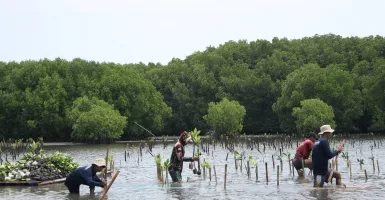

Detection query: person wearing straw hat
xmin=292 ymin=132 xmax=318 ymax=177
xmin=168 ymin=131 xmax=199 ymax=182
xmin=312 ymin=125 xmax=344 ymax=187
xmin=65 ymin=158 xmax=107 ymax=194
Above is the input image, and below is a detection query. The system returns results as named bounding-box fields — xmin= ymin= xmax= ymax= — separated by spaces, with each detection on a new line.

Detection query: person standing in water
xmin=168 ymin=131 xmax=199 ymax=182
xmin=312 ymin=125 xmax=344 ymax=187
xmin=292 ymin=132 xmax=318 ymax=177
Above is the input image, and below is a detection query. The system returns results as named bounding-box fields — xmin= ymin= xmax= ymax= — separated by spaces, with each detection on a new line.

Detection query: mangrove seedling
xmin=154 ymin=154 xmax=162 ymax=181
xmin=357 ymin=159 xmax=364 ymax=170
xmin=161 ymin=159 xmax=170 ymax=184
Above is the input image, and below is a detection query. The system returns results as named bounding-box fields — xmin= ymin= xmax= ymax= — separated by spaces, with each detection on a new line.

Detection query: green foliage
xmin=292 ymin=99 xmax=336 ymax=133
xmin=1 ymin=35 xmax=385 ymax=139
xmin=154 ymin=154 xmax=162 ymax=166
xmin=67 ymin=96 xmax=127 ymax=141
xmin=190 ymin=128 xmax=201 ymax=144
xmin=161 ymin=159 xmax=170 ymax=171
xmin=273 ymin=64 xmax=362 ymax=132
xmin=0 ymin=138 xmax=78 ymax=182
xmin=201 ymin=161 xmax=211 ymax=169
xmin=204 ymin=98 xmax=246 ymax=138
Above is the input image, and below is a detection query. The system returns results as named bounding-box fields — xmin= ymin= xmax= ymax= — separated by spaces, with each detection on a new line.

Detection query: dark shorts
xmin=313 ymin=170 xmax=338 ymax=187
xmin=169 ymin=170 xmax=182 ymax=182
xmin=292 ymin=159 xmax=304 ymax=171
xmin=65 ymin=182 xmax=80 ymax=194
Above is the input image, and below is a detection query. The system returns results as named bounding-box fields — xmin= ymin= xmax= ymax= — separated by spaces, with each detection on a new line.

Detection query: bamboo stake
xmin=224 ymin=164 xmax=227 ymax=189
xmin=289 ymin=159 xmax=292 ymax=174
xmin=377 ymin=160 xmax=380 ymax=175
xmin=256 ymin=163 xmax=258 ymax=181
xmin=99 ymin=170 xmax=120 ymax=200
xmin=104 ymin=146 xmax=109 ymax=192
xmin=277 ymin=165 xmax=279 ymax=185
xmin=328 ymin=159 xmax=336 ymax=183
xmin=349 ymin=160 xmax=352 ymax=181
xmin=214 ymin=165 xmax=217 ymax=184
xmin=234 ymin=154 xmax=237 ymax=170
xmin=265 ymin=162 xmax=268 ymax=184
xmin=364 ymin=169 xmax=368 ymax=181
xmin=372 ymin=158 xmax=375 ymax=173
xmin=241 ymin=159 xmax=243 ymax=173
xmin=335 ymin=155 xmax=338 ymax=172
xmin=209 ymin=168 xmax=212 ymax=182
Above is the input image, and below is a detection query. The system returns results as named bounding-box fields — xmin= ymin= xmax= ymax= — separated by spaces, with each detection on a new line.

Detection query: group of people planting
xmin=64 ymin=124 xmax=343 ymax=195
xmin=293 ymin=124 xmax=345 ymax=187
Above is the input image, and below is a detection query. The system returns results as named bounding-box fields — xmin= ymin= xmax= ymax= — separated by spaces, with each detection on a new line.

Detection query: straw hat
xmin=318 ymin=125 xmax=334 ymax=135
xmin=92 ymin=158 xmax=106 ymax=167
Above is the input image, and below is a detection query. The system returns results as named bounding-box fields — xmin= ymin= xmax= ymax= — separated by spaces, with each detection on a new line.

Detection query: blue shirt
xmin=65 ymin=165 xmax=104 ymax=189
xmin=311 ymin=138 xmax=338 ymax=176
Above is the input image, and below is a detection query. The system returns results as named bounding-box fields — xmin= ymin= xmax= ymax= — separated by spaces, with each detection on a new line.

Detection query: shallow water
xmin=1 ymin=136 xmax=385 ymax=200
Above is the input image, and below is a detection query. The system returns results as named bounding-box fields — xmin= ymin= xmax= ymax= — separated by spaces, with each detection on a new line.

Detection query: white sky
xmin=0 ymin=0 xmax=384 ymax=65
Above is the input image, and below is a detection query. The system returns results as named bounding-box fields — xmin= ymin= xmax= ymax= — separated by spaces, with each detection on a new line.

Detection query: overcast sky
xmin=1 ymin=0 xmax=384 ymax=65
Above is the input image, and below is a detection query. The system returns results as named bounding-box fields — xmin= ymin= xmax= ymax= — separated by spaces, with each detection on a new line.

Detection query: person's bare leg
xmin=297 ymin=169 xmax=304 ymax=177
xmin=334 ymin=171 xmax=342 ymax=185
xmin=304 ymin=159 xmax=312 ymax=169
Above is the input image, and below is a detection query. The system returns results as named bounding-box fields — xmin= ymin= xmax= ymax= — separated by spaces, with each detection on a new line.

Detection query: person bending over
xmin=292 ymin=132 xmax=317 ymax=177
xmin=65 ymin=158 xmax=106 ymax=194
xmin=312 ymin=125 xmax=344 ymax=187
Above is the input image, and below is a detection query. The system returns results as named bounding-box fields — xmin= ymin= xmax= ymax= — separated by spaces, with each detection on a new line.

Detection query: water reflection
xmin=309 ymin=189 xmax=331 ymax=200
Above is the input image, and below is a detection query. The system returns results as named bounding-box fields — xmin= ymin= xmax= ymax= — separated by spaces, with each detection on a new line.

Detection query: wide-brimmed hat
xmin=318 ymin=125 xmax=334 ymax=135
xmin=92 ymin=158 xmax=106 ymax=167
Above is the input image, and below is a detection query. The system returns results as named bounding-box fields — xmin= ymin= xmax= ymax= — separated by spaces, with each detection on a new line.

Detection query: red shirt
xmin=294 ymin=139 xmax=314 ymax=160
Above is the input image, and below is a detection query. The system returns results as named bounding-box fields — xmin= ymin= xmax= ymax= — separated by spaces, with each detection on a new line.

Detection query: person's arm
xmin=322 ymin=140 xmax=339 ymax=159
xmin=182 ymin=157 xmax=199 ymax=162
xmin=80 ymin=167 xmax=105 ymax=188
xmin=94 ymin=174 xmax=103 ymax=183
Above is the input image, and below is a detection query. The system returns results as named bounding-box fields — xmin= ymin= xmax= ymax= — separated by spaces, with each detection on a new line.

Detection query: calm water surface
xmin=0 ymin=136 xmax=384 ymax=200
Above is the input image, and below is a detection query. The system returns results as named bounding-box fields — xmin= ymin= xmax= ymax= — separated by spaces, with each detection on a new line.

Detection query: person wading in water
xmin=65 ymin=158 xmax=106 ymax=194
xmin=312 ymin=125 xmax=344 ymax=187
xmin=292 ymin=132 xmax=318 ymax=177
xmin=168 ymin=131 xmax=199 ymax=182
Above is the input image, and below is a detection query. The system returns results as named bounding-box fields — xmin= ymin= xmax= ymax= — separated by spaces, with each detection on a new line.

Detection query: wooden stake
xmin=234 ymin=154 xmax=237 ymax=170
xmin=289 ymin=159 xmax=292 ymax=174
xmin=364 ymin=169 xmax=368 ymax=181
xmin=328 ymin=159 xmax=335 ymax=183
xmin=224 ymin=164 xmax=228 ymax=189
xmin=240 ymin=159 xmax=243 ymax=173
xmin=277 ymin=165 xmax=279 ymax=185
xmin=104 ymin=146 xmax=109 ymax=191
xmin=209 ymin=168 xmax=212 ymax=182
xmin=99 ymin=170 xmax=120 ymax=200
xmin=272 ymin=155 xmax=275 ymax=169
xmin=214 ymin=165 xmax=217 ymax=184
xmin=372 ymin=158 xmax=375 ymax=173
xmin=247 ymin=161 xmax=250 ymax=178
xmin=265 ymin=162 xmax=268 ymax=184
xmin=377 ymin=160 xmax=380 ymax=174
xmin=349 ymin=160 xmax=352 ymax=181
xmin=335 ymin=155 xmax=339 ymax=172
xmin=256 ymin=163 xmax=258 ymax=181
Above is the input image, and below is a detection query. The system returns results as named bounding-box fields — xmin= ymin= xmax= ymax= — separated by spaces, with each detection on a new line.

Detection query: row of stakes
xmin=120 ymin=137 xmax=383 ymax=188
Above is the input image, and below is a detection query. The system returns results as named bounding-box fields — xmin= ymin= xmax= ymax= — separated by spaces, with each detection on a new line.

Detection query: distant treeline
xmin=1 ymin=34 xmax=385 ymax=141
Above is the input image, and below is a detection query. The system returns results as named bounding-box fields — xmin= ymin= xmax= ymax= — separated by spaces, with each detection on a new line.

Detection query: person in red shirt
xmin=292 ymin=132 xmax=318 ymax=177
